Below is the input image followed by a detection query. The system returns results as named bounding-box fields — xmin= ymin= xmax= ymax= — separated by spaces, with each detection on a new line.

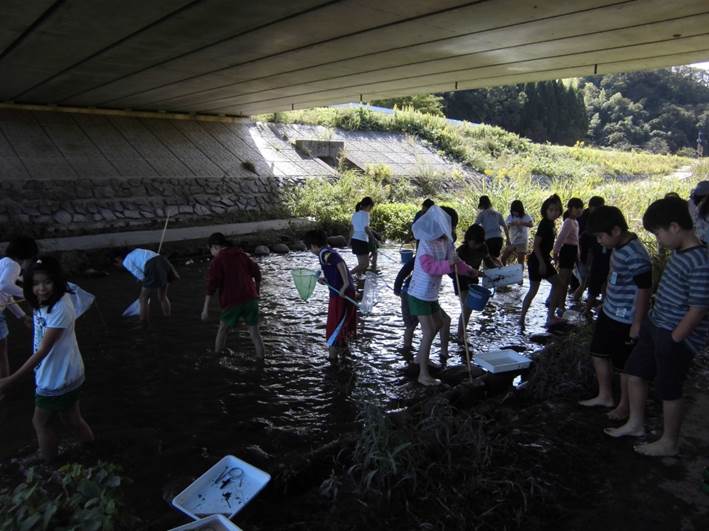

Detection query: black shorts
xmin=624 ymin=318 xmax=694 ymax=400
xmin=590 ymin=311 xmax=635 ymax=370
xmin=351 ymin=238 xmax=369 ymax=256
xmin=527 ymin=253 xmax=556 ymax=282
xmin=486 ymin=237 xmax=504 ymax=258
xmin=558 ymin=244 xmax=578 ymax=269
xmin=143 ymin=255 xmax=175 ymax=289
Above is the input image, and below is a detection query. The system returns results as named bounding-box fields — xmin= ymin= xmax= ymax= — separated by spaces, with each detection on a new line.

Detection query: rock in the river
xmin=253 ymin=245 xmax=270 ymax=256
xmin=290 ymin=240 xmax=307 ymax=251
xmin=271 ymin=243 xmax=290 ymax=254
xmin=327 ymin=235 xmax=347 ymax=248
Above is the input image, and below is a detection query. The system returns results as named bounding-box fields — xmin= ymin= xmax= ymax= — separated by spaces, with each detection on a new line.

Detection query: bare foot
xmin=606 ymin=405 xmax=629 ymax=420
xmin=578 ymin=396 xmax=614 ymax=408
xmin=604 ymin=423 xmax=645 ymax=438
xmin=418 ymin=375 xmax=441 ymax=386
xmin=634 ymin=439 xmax=678 ymax=457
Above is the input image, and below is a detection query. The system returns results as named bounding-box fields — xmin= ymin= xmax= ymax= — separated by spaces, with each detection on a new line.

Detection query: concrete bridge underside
xmin=1 ymin=0 xmax=709 ymax=117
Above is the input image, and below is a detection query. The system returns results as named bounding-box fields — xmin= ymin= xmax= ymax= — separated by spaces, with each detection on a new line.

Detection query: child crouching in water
xmin=455 ymin=224 xmax=500 ymax=339
xmin=304 ymin=230 xmax=357 ymax=362
xmin=408 ymin=206 xmax=477 ymax=386
xmin=201 ymin=233 xmax=264 ymax=357
xmin=0 ymin=257 xmax=94 ymax=462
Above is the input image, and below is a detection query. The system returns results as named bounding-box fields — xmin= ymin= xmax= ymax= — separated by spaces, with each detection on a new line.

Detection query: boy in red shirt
xmin=201 ymin=233 xmax=264 ymax=358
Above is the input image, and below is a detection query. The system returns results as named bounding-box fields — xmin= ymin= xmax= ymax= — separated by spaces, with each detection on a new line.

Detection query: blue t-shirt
xmin=602 ymin=236 xmax=652 ymax=324
xmin=650 ymin=246 xmax=709 ymax=354
xmin=475 ymin=208 xmax=506 ymax=239
xmin=318 ymin=247 xmax=353 ymax=296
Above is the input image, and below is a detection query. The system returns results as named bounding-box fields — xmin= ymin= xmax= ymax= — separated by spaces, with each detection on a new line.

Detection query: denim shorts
xmin=0 ymin=312 xmax=8 ymax=340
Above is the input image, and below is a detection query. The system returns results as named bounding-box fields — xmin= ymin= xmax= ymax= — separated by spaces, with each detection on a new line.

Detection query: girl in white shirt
xmin=0 ymin=257 xmax=94 ymax=462
xmin=349 ymin=197 xmax=379 ymax=276
xmin=0 ymin=236 xmax=37 ymax=378
xmin=500 ymin=200 xmax=534 ymax=267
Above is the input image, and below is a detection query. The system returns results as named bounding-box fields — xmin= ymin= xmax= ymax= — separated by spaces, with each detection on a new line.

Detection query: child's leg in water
xmin=247 ymin=324 xmax=265 ymax=358
xmin=60 ymin=401 xmax=94 ymax=445
xmin=351 ymin=254 xmax=369 ymax=276
xmin=519 ymin=281 xmax=541 ymax=324
xmin=138 ymin=287 xmax=151 ymax=322
xmin=457 ymin=299 xmax=472 ymax=338
xmin=545 ymin=275 xmax=563 ymax=325
xmin=158 ymin=286 xmax=171 ymax=317
xmin=32 ymin=407 xmax=58 ymax=462
xmin=416 ymin=314 xmax=441 ymax=385
xmin=215 ymin=320 xmax=230 ymax=352
xmin=438 ymin=309 xmax=451 ymax=358
xmin=402 ymin=322 xmax=417 ymax=351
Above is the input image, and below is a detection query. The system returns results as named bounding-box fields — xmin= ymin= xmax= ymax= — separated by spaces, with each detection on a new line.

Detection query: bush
xmin=370 ymin=203 xmax=419 ymax=241
xmin=0 ymin=462 xmax=137 ymax=531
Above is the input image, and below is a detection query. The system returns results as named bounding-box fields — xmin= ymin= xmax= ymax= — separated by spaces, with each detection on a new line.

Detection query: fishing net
xmin=291 ymin=268 xmax=320 ymax=301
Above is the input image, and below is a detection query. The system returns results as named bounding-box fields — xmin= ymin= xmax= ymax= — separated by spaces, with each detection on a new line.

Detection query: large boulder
xmin=290 ymin=240 xmax=307 ymax=251
xmin=253 ymin=245 xmax=270 ymax=256
xmin=271 ymin=243 xmax=290 ymax=254
xmin=327 ymin=235 xmax=348 ymax=248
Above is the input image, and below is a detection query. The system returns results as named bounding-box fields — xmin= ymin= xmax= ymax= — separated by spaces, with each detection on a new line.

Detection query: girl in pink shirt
xmin=551 ymin=198 xmax=584 ymax=319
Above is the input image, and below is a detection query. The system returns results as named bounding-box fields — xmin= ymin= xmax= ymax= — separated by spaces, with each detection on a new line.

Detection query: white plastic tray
xmin=168 ymin=514 xmax=242 ymax=531
xmin=172 ymin=455 xmax=271 ymax=520
xmin=474 ymin=349 xmax=532 ymax=374
xmin=482 ymin=265 xmax=523 ymax=288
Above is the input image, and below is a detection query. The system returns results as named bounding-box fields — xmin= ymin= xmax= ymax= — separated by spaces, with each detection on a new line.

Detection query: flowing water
xmin=0 ymin=247 xmax=553 ymax=525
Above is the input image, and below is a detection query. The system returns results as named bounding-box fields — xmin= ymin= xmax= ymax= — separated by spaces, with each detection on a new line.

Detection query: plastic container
xmin=475 ymin=350 xmax=532 ymax=374
xmin=466 ymin=285 xmax=492 ymax=310
xmin=172 ymin=455 xmax=271 ymax=521
xmin=482 ymin=265 xmax=523 ymax=289
xmin=399 ymin=249 xmax=414 ymax=263
xmin=168 ymin=514 xmax=242 ymax=531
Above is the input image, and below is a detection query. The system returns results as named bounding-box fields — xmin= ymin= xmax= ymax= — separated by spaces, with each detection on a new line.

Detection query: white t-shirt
xmin=506 ymin=214 xmax=533 ymax=246
xmin=475 ymin=209 xmax=506 ymax=239
xmin=0 ymin=257 xmax=26 ymax=318
xmin=33 ymin=293 xmax=85 ymax=397
xmin=122 ymin=248 xmax=158 ymax=281
xmin=351 ymin=211 xmax=370 ymax=242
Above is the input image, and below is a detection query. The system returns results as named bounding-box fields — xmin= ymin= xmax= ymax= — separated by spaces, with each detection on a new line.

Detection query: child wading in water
xmin=0 ymin=257 xmax=94 ymax=462
xmin=475 ymin=195 xmax=509 ymax=259
xmin=201 ymin=233 xmax=264 ymax=357
xmin=606 ymin=197 xmax=709 ymax=456
xmin=552 ymin=198 xmax=584 ymax=317
xmin=500 ymin=200 xmax=533 ymax=268
xmin=349 ymin=197 xmax=379 ymax=276
xmin=578 ymin=206 xmax=652 ymax=419
xmin=0 ymin=236 xmax=38 ymax=379
xmin=408 ymin=206 xmax=476 ymax=386
xmin=393 ymin=256 xmax=417 ymax=353
xmin=305 ymin=230 xmax=357 ymax=362
xmin=113 ymin=248 xmax=179 ymax=322
xmin=455 ymin=224 xmax=500 ymax=339
xmin=520 ymin=194 xmax=563 ymax=327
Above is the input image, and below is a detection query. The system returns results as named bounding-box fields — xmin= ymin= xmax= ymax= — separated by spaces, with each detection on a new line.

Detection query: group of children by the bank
xmin=0 ymin=182 xmax=708 ymax=461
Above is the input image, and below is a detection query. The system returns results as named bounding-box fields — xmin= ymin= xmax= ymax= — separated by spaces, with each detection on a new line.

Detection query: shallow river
xmin=0 ymin=247 xmax=552 ymax=525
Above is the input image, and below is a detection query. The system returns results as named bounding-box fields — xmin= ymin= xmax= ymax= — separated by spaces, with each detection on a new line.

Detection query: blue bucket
xmin=399 ymin=249 xmax=414 ymax=264
xmin=466 ymin=285 xmax=492 ymax=311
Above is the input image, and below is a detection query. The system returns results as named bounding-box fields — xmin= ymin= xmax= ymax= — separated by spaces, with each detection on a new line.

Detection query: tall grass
xmin=264 ymin=107 xmax=700 ymax=243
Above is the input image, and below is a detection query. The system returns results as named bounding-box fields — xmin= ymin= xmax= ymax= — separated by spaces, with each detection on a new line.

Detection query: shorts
xmin=624 ymin=318 xmax=694 ymax=400
xmin=486 ymin=237 xmax=504 ymax=258
xmin=558 ymin=244 xmax=578 ymax=269
xmin=326 ymin=291 xmax=357 ymax=346
xmin=527 ymin=253 xmax=556 ymax=282
xmin=351 ymin=238 xmax=369 ymax=256
xmin=408 ymin=295 xmax=441 ymax=316
xmin=35 ymin=386 xmax=82 ymax=412
xmin=221 ymin=299 xmax=259 ymax=327
xmin=143 ymin=255 xmax=176 ymax=289
xmin=590 ymin=311 xmax=635 ymax=370
xmin=0 ymin=313 xmax=8 ymax=340
xmin=401 ymin=292 xmax=418 ymax=327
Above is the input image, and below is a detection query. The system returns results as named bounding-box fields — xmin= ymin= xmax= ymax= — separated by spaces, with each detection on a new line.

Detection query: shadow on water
xmin=0 ymin=247 xmax=553 ymax=524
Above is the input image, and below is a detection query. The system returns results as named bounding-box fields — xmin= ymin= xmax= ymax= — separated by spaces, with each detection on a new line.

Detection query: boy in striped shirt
xmin=606 ymin=197 xmax=709 ymax=457
xmin=578 ymin=206 xmax=652 ymax=420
